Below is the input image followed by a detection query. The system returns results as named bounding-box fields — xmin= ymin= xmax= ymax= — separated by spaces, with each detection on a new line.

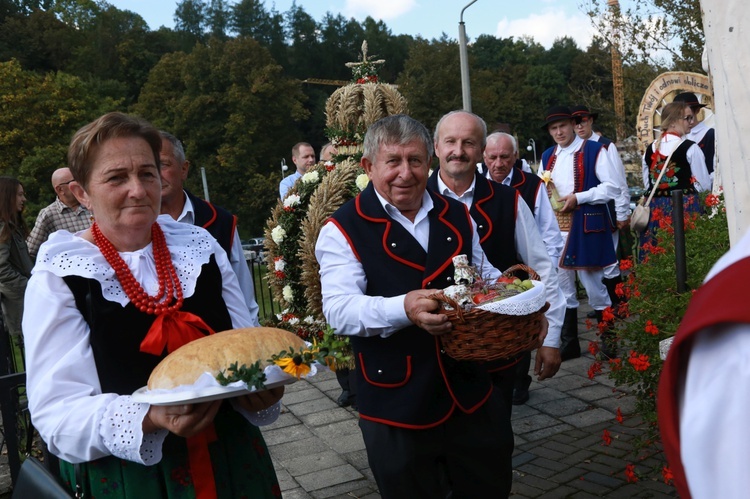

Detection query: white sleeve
xmin=574 ymin=149 xmax=621 ymax=206
xmin=23 ymin=271 xmax=167 ymax=464
xmin=213 ymin=240 xmax=255 ymax=328
xmin=229 ymin=230 xmax=260 ymax=326
xmin=534 ymin=186 xmax=564 ymax=263
xmin=316 ymin=221 xmax=412 ymax=338
xmin=681 ymin=324 xmax=750 ymax=497
xmin=686 ymin=143 xmax=711 ymax=193
xmin=606 ymin=144 xmax=631 ymax=220
xmin=512 ymin=199 xmax=564 ymax=348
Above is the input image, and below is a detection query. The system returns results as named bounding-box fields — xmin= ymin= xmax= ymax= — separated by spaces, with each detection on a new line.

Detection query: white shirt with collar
xmin=435 ymin=174 xmax=564 ymax=349
xmin=316 ymin=190 xmax=501 ymax=340
xmin=587 ymin=134 xmax=631 ymax=221
xmin=542 ymin=135 xmax=621 ymax=209
xmin=177 ymin=193 xmax=260 ymax=326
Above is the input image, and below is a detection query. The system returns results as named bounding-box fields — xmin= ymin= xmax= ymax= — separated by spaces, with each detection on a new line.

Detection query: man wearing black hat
xmin=571 ymin=106 xmax=631 ymax=320
xmin=673 ymin=92 xmax=715 ymax=182
xmin=539 ymin=106 xmax=621 ymax=359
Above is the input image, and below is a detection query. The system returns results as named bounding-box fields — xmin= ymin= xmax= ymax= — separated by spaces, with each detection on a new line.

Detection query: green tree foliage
xmin=0 ymin=59 xmax=120 ymax=223
xmin=585 ymin=0 xmax=703 ymax=71
xmin=133 ymin=37 xmax=308 ymax=234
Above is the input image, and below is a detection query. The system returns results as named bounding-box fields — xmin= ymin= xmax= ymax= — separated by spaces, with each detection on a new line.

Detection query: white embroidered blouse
xmin=23 ymin=215 xmax=279 ymax=465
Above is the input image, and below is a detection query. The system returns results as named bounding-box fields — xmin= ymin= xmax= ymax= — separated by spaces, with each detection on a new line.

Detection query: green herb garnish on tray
xmin=216 ymin=360 xmax=267 ymax=389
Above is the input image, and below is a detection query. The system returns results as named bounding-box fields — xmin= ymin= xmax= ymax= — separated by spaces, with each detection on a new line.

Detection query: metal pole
xmin=672 ymin=190 xmax=687 ymax=292
xmin=200 ymin=167 xmax=210 ymax=202
xmin=527 ymin=139 xmax=537 ymax=167
xmin=459 ymin=0 xmax=478 ymax=112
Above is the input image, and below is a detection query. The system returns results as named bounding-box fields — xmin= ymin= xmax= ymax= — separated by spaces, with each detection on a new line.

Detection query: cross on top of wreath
xmin=344 ymin=40 xmax=385 ymax=83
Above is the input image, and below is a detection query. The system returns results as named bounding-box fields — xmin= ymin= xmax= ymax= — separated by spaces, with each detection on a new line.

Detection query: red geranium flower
xmin=625 ymin=463 xmax=638 ymax=483
xmin=662 ymin=465 xmax=674 ymax=485
xmin=628 ymin=350 xmax=651 ymax=372
xmin=705 ymin=193 xmax=720 ymax=207
xmin=620 ymin=258 xmax=633 ymax=271
xmin=588 ymin=361 xmax=602 ymax=379
xmin=588 ymin=341 xmax=599 ymax=355
xmin=644 ymin=320 xmax=659 ymax=335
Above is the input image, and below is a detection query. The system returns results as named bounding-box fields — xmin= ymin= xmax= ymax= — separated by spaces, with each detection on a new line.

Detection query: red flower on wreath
xmin=628 ymin=351 xmax=651 ymax=372
xmin=625 ymin=463 xmax=638 ymax=483
xmin=602 ymin=429 xmax=612 ymax=446
xmin=644 ymin=320 xmax=659 ymax=336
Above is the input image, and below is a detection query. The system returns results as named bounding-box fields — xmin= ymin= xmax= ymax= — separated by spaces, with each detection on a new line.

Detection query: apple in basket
xmin=470 ymin=277 xmax=535 ymax=305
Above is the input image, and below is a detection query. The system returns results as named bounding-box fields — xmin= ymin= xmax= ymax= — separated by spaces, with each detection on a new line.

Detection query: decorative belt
xmin=654 ymin=187 xmax=697 ymax=197
xmin=555 ymin=211 xmax=572 ymax=232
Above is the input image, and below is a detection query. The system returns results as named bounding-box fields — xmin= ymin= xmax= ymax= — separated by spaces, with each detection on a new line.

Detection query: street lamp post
xmin=459 ymin=0 xmax=478 ymax=112
xmin=526 ymin=139 xmax=537 ymax=169
xmin=280 ymin=158 xmax=288 ymax=178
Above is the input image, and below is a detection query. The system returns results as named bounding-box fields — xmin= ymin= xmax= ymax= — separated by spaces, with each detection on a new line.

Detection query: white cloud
xmin=494 ymin=9 xmax=596 ymax=49
xmin=343 ymin=0 xmax=417 ymax=21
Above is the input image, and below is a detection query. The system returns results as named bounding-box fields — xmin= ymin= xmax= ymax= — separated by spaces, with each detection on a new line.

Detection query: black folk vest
xmin=330 ymin=184 xmax=494 ymax=428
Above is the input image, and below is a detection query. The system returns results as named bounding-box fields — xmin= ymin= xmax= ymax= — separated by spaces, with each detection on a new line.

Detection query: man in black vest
xmin=483 ymin=131 xmax=565 ymax=404
xmin=316 ymin=114 xmax=517 ymax=498
xmin=429 ymin=111 xmax=565 ymax=408
xmin=158 ymin=132 xmax=260 ymax=326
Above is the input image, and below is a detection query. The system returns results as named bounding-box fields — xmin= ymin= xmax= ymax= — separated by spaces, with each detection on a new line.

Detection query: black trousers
xmin=359 ymin=391 xmax=513 ymax=499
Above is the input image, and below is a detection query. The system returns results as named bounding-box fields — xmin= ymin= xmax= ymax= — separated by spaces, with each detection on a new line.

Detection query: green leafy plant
xmin=589 ymin=191 xmax=728 ymax=484
xmin=216 ymin=361 xmax=267 ymax=389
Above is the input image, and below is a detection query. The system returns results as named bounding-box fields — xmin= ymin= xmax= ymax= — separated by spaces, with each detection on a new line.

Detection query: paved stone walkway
xmin=0 ymin=304 xmax=678 ymax=498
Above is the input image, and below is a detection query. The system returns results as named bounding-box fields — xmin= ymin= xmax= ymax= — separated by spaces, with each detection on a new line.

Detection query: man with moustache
xmin=483 ymin=131 xmax=565 ymax=403
xmin=539 ymin=106 xmax=620 ymax=359
xmin=316 ymin=114 xmax=515 ymax=498
xmin=159 ymin=131 xmax=260 ymax=326
xmin=428 ymin=110 xmax=566 ymax=408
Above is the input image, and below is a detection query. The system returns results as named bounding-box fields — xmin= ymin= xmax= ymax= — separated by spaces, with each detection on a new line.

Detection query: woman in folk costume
xmin=640 ymin=101 xmax=711 ymax=256
xmin=24 ymin=112 xmax=282 ymax=498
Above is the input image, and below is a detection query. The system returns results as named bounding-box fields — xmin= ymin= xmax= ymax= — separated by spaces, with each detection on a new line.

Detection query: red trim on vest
xmin=199 ymin=202 xmax=218 ymax=230
xmin=359 ymin=404 xmax=456 ymax=429
xmin=358 ymin=352 xmax=412 ymax=388
xmin=658 ymin=256 xmax=750 ymax=499
xmin=473 ymin=181 xmax=494 ymax=244
xmin=328 ymin=218 xmax=361 ymax=262
xmin=355 ymin=195 xmax=426 ymax=272
xmin=422 ymin=195 xmax=463 ymax=287
xmin=435 ymin=337 xmax=494 ymax=414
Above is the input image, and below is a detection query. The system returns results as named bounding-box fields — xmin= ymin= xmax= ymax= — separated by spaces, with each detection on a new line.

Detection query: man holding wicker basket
xmin=316 ymin=114 xmax=518 ymax=498
xmin=429 ymin=110 xmax=567 ymax=410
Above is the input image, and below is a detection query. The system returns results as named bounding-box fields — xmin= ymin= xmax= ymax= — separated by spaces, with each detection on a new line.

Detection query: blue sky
xmin=106 ymin=0 xmax=602 ymax=50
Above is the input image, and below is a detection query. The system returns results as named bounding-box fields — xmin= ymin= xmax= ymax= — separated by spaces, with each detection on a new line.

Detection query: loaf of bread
xmin=147 ymin=327 xmax=307 ymax=390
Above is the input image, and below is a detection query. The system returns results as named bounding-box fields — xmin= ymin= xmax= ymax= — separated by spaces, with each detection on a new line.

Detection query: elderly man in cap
xmin=673 ymin=91 xmax=715 ymax=183
xmin=539 ymin=106 xmax=621 ymax=359
xmin=571 ymin=105 xmax=631 ymax=319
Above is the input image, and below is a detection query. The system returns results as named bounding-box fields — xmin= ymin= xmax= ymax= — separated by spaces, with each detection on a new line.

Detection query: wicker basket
xmin=432 ymin=264 xmax=550 ymax=362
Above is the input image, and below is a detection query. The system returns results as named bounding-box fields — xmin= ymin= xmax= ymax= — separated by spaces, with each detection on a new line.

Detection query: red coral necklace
xmin=92 ymin=222 xmax=184 ymax=315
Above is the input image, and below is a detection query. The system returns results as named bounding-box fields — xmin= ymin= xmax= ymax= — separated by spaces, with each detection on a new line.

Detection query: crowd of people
xmin=0 ymin=93 xmax=716 ymax=497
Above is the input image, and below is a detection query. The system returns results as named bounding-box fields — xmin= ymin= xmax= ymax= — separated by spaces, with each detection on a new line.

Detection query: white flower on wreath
xmin=288 ymin=317 xmax=300 ymax=325
xmin=356 ymin=173 xmax=370 ymax=191
xmin=301 ymin=171 xmax=319 ymax=184
xmin=282 ymin=285 xmax=294 ymax=301
xmin=274 ymin=258 xmax=286 ymax=271
xmin=271 ymin=226 xmax=286 ymax=244
xmin=304 ymin=315 xmax=314 ymax=324
xmin=283 ymin=194 xmax=300 ymax=209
